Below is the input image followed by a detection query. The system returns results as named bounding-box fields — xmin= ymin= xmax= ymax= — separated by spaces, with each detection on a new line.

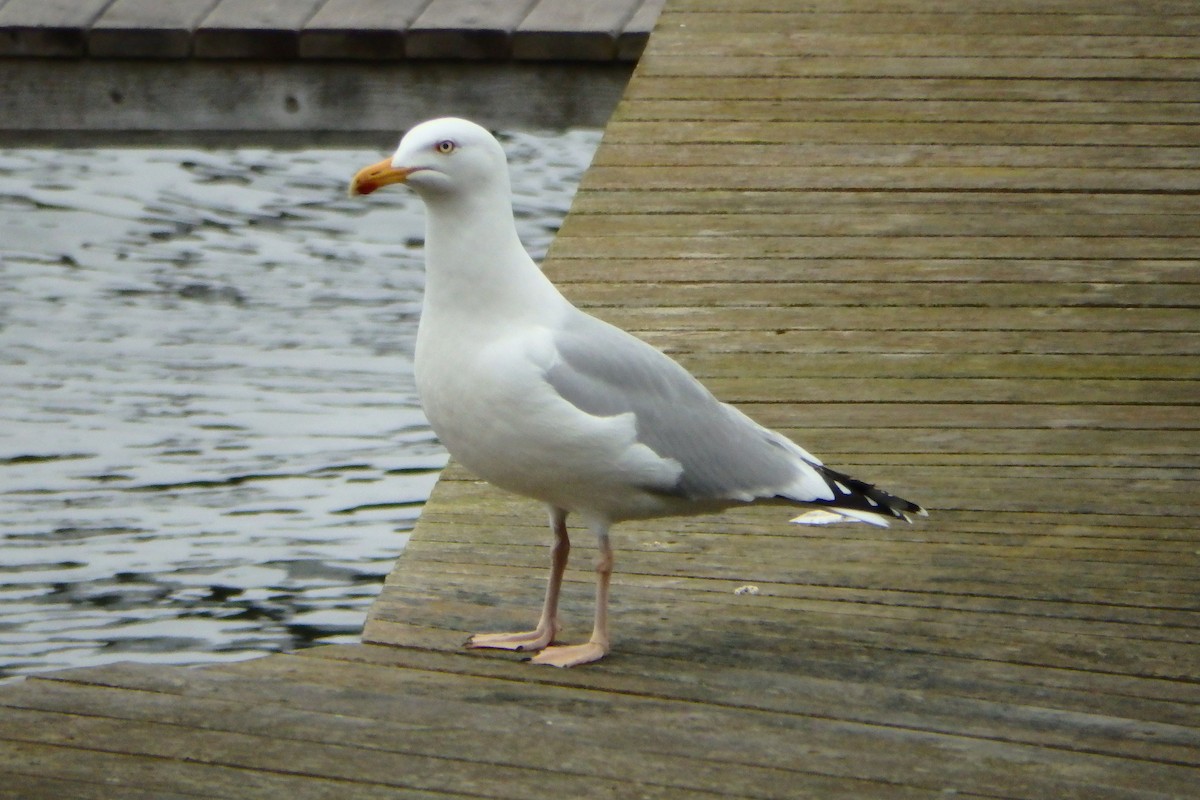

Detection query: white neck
xmin=419 ymin=189 xmax=566 ymax=327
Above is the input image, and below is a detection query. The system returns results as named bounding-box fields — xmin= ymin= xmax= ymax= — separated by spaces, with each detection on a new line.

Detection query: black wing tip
xmin=812 ymin=464 xmax=926 ymax=524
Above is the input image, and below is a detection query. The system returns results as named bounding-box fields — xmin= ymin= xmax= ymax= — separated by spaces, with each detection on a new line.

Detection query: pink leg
xmin=531 ymin=522 xmax=612 ymax=668
xmin=467 ymin=506 xmax=569 ymax=653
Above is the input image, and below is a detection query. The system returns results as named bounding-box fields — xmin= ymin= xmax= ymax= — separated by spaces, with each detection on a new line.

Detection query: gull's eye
xmin=435 ymin=140 xmax=457 ymax=154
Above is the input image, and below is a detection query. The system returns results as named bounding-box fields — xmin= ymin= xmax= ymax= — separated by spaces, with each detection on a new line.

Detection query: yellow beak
xmin=348 ymin=158 xmax=416 ymax=196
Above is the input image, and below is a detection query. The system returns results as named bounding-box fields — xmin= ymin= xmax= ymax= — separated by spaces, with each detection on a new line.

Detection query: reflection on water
xmin=0 ymin=130 xmax=600 ymax=680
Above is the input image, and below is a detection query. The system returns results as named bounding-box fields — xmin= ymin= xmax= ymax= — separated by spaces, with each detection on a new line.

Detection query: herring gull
xmin=349 ymin=118 xmax=925 ymax=667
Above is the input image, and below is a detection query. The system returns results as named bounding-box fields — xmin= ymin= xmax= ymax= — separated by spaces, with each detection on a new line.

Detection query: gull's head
xmin=348 ymin=117 xmax=508 ymax=201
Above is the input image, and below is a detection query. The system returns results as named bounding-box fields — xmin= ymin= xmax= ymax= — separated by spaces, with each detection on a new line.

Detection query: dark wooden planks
xmin=622 ymin=76 xmax=1200 ymax=102
xmin=0 ymin=0 xmax=112 ymax=56
xmin=316 ymin=646 xmax=1200 ymax=799
xmin=0 ymin=661 xmax=933 ymax=800
xmin=618 ymin=0 xmax=666 ymax=60
xmin=194 ymin=0 xmax=326 ymax=58
xmin=577 ymin=164 xmax=1200 ymax=192
xmin=0 ymin=0 xmax=666 ymax=61
xmin=299 ymin=0 xmax=428 ymax=59
xmin=601 ymin=119 xmax=1200 ymax=146
xmin=405 ymin=0 xmax=540 ymax=60
xmin=670 ymin=0 xmax=1198 ymax=12
xmin=513 ymin=0 xmax=644 ymax=61
xmin=89 ymin=0 xmax=221 ymax=57
xmin=2 ymin=650 xmax=1190 ymax=800
xmin=664 ymin=8 xmax=1200 ymax=37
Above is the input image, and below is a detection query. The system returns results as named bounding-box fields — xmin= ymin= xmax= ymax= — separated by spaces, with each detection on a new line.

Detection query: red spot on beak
xmin=348 ymin=158 xmax=413 ymax=197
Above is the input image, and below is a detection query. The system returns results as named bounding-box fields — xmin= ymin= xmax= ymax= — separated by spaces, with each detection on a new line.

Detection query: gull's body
xmin=351 ymin=118 xmax=924 ymax=667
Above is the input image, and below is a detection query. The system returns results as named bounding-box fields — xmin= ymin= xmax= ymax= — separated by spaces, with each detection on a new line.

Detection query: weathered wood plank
xmin=513 ymin=0 xmax=642 ymax=61
xmin=760 ymin=427 xmax=1197 ymax=460
xmin=561 ymin=213 xmax=1200 ymax=242
xmin=0 ymin=703 xmax=735 ymax=800
xmin=545 ymin=256 xmax=1200 ymax=290
xmin=664 ymin=9 xmax=1200 ymax=37
xmin=421 ymin=476 xmax=1200 ymax=529
xmin=567 ymin=187 xmax=1199 ymax=217
xmin=193 ymin=0 xmax=325 ymax=58
xmin=553 ymin=281 xmax=1200 ymax=309
xmin=265 ymin=647 xmax=1190 ymax=772
xmin=406 ymin=0 xmax=538 ymax=60
xmin=396 ymin=531 xmax=1200 ymax=588
xmin=299 ymin=0 xmax=428 ymax=60
xmin=584 ymin=305 xmax=1198 ymax=334
xmin=396 ymin=534 xmax=1200 ymax=606
xmin=367 ymin=600 xmax=1200 ymax=689
xmin=552 ymin=231 xmax=1199 ymax=259
xmin=89 ymin=0 xmax=222 ymax=58
xmin=414 ymin=513 xmax=1200 ymax=566
xmin=0 ymin=770 xmax=202 ymax=800
xmin=618 ymin=0 xmax=666 ymax=61
xmin=637 ymin=53 xmax=1200 ymax=80
xmin=2 ymin=657 xmax=1068 ymax=800
xmin=614 ymin=98 xmax=1200 ymax=125
xmin=0 ymin=0 xmax=671 ymax=63
xmin=691 ymin=402 xmax=1197 ymax=434
xmin=669 ymin=0 xmax=1199 ymax=13
xmin=324 ymin=644 xmax=1197 ymax=756
xmin=590 ymin=143 xmax=1200 ymax=170
xmin=296 ymin=647 xmax=1200 ymax=800
xmin=628 ymin=328 xmax=1198 ymax=357
xmin=0 ymin=738 xmax=424 ymax=800
xmin=226 ymin=650 xmax=1200 ymax=800
xmin=624 ymin=76 xmax=1200 ymax=103
xmin=579 ymin=164 xmax=1200 ymax=192
xmin=0 ymin=674 xmax=937 ymax=800
xmin=0 ymin=0 xmax=112 ymax=56
xmin=402 ymin=527 xmax=1200 ymax=595
xmin=603 ymin=118 xmax=1200 ymax=146
xmin=559 ymin=261 xmax=1200 ymax=292
xmin=645 ymin=31 xmax=1200 ymax=59
xmin=661 ymin=352 xmax=1200 ymax=380
xmin=395 ymin=530 xmax=1200 ymax=591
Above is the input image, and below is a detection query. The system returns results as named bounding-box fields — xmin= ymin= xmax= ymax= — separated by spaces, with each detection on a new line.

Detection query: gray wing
xmin=544 ymin=312 xmax=809 ymax=502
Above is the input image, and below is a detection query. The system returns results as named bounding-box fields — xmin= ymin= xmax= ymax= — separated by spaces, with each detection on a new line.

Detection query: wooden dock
xmin=0 ymin=0 xmax=665 ymax=141
xmin=3 ymin=0 xmax=1199 ymax=797
xmin=0 ymin=0 xmax=663 ymax=60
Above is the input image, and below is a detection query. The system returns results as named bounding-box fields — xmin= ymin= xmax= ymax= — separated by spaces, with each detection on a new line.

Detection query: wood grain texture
xmin=513 ymin=0 xmax=642 ymax=61
xmin=365 ymin=0 xmax=1200 ymax=794
xmin=0 ymin=0 xmax=112 ymax=56
xmin=0 ymin=1 xmax=1196 ymax=797
xmin=194 ymin=0 xmax=325 ymax=58
xmin=299 ymin=0 xmax=429 ymax=59
xmin=405 ymin=0 xmax=538 ymax=59
xmin=89 ymin=0 xmax=221 ymax=57
xmin=618 ymin=0 xmax=666 ymax=61
xmin=0 ymin=0 xmax=665 ymax=61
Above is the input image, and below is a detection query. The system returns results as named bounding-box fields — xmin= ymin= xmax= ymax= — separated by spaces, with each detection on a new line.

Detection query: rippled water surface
xmin=0 ymin=130 xmax=601 ymax=680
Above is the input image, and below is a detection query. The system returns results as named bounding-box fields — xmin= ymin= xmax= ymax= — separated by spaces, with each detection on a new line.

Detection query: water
xmin=0 ymin=129 xmax=601 ymax=680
